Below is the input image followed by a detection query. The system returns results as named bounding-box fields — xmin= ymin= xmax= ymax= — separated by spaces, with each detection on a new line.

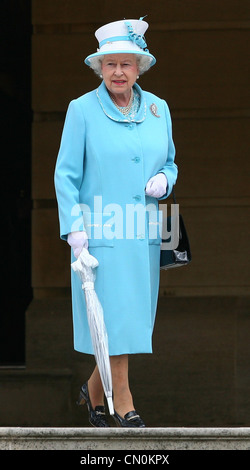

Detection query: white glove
xmin=67 ymin=231 xmax=88 ymax=258
xmin=145 ymin=173 xmax=168 ymax=198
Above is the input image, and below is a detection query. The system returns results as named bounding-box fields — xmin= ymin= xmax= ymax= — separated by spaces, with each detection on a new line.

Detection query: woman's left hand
xmin=145 ymin=173 xmax=168 ymax=198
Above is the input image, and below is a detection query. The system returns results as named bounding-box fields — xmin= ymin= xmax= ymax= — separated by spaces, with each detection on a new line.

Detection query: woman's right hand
xmin=67 ymin=231 xmax=89 ymax=258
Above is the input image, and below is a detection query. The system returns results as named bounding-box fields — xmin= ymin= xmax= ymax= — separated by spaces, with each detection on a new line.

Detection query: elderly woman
xmin=54 ymin=18 xmax=178 ymax=427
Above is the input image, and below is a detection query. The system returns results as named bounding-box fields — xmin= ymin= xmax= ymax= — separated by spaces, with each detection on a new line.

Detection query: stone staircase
xmin=1 ymin=427 xmax=250 ymax=450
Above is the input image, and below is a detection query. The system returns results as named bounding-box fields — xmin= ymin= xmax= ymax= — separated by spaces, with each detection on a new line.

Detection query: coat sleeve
xmin=54 ymin=99 xmax=86 ymax=240
xmin=158 ymin=101 xmax=178 ymax=199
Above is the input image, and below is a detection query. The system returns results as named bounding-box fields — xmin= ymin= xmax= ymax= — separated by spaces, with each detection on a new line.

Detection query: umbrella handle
xmin=71 ymin=257 xmax=82 ymax=272
xmin=79 ymin=248 xmax=99 ymax=268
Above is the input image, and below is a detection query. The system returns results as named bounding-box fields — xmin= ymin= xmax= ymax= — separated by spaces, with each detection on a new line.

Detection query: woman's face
xmin=101 ymin=54 xmax=139 ymax=99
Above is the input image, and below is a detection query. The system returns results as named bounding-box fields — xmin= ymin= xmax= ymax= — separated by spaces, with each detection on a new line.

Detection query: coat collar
xmin=96 ymin=81 xmax=147 ymax=123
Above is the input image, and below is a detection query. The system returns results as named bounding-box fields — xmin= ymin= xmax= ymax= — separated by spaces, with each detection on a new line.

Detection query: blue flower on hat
xmin=125 ymin=21 xmax=149 ymax=52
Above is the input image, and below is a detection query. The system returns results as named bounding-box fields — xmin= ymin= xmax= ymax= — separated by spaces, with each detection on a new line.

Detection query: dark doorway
xmin=0 ymin=1 xmax=32 ymax=366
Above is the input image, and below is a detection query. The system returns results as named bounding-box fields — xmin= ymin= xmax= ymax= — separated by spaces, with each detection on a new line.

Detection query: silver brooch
xmin=150 ymin=103 xmax=160 ymax=118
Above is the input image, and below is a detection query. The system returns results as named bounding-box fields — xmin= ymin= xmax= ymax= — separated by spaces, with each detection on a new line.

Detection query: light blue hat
xmin=85 ymin=18 xmax=156 ymax=68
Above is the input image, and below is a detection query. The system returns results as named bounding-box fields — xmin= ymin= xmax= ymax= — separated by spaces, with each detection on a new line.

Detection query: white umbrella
xmin=71 ymin=248 xmax=114 ymax=415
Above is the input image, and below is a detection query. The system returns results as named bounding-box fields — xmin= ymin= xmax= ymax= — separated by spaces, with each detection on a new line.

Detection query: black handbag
xmin=160 ymin=189 xmax=192 ymax=270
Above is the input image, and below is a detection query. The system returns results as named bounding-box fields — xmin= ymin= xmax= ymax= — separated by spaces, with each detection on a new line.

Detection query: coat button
xmin=132 ymin=157 xmax=140 ymax=163
xmin=133 ymin=195 xmax=141 ymax=201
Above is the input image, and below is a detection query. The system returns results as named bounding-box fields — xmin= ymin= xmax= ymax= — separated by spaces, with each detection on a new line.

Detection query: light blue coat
xmin=54 ymin=81 xmax=177 ymax=355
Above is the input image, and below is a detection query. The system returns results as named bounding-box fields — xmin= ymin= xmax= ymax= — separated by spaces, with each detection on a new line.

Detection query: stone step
xmin=1 ymin=427 xmax=250 ymax=450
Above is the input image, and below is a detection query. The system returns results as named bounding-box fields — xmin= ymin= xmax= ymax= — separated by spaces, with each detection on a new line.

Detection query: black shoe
xmin=77 ymin=382 xmax=110 ymax=427
xmin=112 ymin=410 xmax=145 ymax=428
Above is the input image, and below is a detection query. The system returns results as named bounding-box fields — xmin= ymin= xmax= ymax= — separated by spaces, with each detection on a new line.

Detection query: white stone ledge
xmin=1 ymin=427 xmax=250 ymax=450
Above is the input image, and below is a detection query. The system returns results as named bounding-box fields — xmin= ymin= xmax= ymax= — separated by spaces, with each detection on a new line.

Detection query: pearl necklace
xmin=110 ymin=89 xmax=134 ymax=116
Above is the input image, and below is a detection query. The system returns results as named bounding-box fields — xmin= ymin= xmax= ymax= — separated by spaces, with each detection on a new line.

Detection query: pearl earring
xmin=137 ymin=75 xmax=139 ymax=79
xmin=100 ymin=74 xmax=103 ymax=78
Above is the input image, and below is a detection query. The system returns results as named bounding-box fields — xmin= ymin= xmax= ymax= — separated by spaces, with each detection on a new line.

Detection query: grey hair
xmin=88 ymin=54 xmax=153 ymax=77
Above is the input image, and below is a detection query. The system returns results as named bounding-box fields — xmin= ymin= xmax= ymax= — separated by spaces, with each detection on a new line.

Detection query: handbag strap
xmin=172 ymin=186 xmax=177 ymax=204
